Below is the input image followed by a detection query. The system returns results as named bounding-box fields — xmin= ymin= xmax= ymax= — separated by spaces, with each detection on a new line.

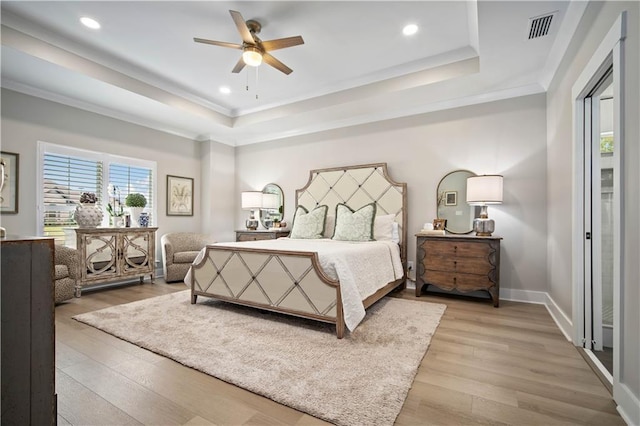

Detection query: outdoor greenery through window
xmin=39 ymin=142 xmax=156 ymax=245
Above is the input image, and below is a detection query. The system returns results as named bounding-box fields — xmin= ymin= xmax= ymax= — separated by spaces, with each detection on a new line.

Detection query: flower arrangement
xmin=107 ymin=185 xmax=124 ymax=217
xmin=125 ymin=193 xmax=147 ymax=208
xmin=79 ymin=192 xmax=97 ymax=204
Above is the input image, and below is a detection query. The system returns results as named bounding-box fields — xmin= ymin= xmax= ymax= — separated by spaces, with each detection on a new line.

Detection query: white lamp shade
xmin=241 ymin=191 xmax=263 ymax=210
xmin=261 ymin=193 xmax=279 ymax=209
xmin=466 ymin=175 xmax=503 ymax=205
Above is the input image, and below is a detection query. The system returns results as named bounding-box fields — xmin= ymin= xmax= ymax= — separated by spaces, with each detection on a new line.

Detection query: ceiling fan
xmin=194 ymin=10 xmax=304 ymax=75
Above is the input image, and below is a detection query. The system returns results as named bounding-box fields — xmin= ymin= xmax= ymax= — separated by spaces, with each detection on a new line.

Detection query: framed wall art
xmin=0 ymin=151 xmax=19 ymax=214
xmin=444 ymin=191 xmax=457 ymax=206
xmin=167 ymin=175 xmax=193 ymax=216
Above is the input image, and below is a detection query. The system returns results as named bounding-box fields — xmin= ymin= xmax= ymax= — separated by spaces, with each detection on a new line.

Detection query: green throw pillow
xmin=289 ymin=205 xmax=328 ymax=239
xmin=332 ymin=203 xmax=377 ymax=241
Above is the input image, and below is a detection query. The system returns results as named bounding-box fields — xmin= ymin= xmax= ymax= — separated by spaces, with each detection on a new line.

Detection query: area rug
xmin=73 ymin=290 xmax=446 ymax=425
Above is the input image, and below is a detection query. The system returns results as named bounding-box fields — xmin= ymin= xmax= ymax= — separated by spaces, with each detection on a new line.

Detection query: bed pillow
xmin=289 ymin=205 xmax=328 ymax=239
xmin=373 ymin=214 xmax=396 ymax=241
xmin=323 ymin=214 xmax=336 ymax=238
xmin=391 ymin=222 xmax=400 ymax=244
xmin=332 ymin=203 xmax=377 ymax=241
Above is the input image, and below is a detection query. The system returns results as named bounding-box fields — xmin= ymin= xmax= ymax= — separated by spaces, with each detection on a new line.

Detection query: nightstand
xmin=235 ymin=229 xmax=290 ymax=242
xmin=416 ymin=234 xmax=501 ymax=307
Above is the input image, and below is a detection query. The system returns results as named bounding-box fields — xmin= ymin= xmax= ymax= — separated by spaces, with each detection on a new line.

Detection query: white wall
xmin=200 ymin=139 xmax=235 ymax=242
xmin=546 ymin=1 xmax=639 ymax=420
xmin=235 ymin=94 xmax=548 ymax=294
xmin=0 ymin=88 xmax=210 ymax=257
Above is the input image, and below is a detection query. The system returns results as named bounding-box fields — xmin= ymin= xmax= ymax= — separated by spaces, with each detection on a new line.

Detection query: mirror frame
xmin=260 ymin=183 xmax=284 ymax=229
xmin=436 ymin=169 xmax=479 ymax=234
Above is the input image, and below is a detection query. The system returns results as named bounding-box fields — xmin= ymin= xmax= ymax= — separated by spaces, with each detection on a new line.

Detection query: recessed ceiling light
xmin=219 ymin=86 xmax=231 ymax=94
xmin=403 ymin=24 xmax=418 ymax=36
xmin=80 ymin=17 xmax=101 ymax=30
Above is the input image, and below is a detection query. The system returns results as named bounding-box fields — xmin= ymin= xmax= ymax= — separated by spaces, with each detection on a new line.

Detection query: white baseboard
xmin=500 ymin=288 xmax=547 ymax=304
xmin=500 ymin=288 xmax=573 ymax=341
xmin=615 ymin=382 xmax=640 ymax=426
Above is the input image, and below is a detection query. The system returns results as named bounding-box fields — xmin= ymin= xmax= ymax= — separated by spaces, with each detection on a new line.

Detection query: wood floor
xmin=54 ymin=280 xmax=624 ymax=425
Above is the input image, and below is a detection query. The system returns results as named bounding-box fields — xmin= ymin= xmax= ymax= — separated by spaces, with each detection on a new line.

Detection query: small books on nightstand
xmin=417 ymin=229 xmax=446 ymax=236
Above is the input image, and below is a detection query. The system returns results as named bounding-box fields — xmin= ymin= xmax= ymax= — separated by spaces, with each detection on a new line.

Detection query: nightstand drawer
xmin=235 ymin=230 xmax=290 ymax=242
xmin=237 ymin=233 xmax=275 ymax=242
xmin=423 ymin=270 xmax=495 ymax=292
xmin=424 ymin=255 xmax=494 ymax=275
xmin=422 ymin=240 xmax=492 ymax=258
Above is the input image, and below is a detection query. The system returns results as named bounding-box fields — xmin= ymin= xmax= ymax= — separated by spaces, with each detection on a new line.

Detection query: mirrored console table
xmin=75 ymin=227 xmax=157 ymax=295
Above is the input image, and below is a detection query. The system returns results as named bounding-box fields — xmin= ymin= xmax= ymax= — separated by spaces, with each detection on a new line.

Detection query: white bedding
xmin=185 ymin=238 xmax=404 ymax=331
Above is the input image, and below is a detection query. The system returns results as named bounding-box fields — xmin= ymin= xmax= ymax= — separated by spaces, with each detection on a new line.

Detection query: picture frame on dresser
xmin=0 ymin=151 xmax=19 ymax=214
xmin=167 ymin=175 xmax=193 ymax=216
xmin=432 ymin=219 xmax=446 ymax=230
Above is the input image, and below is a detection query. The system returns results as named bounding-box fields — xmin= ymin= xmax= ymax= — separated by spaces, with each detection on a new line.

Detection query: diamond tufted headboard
xmin=295 ymin=163 xmax=407 ymax=266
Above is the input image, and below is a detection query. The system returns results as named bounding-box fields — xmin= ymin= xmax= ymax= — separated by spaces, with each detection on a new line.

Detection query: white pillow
xmin=391 ymin=222 xmax=400 ymax=244
xmin=332 ymin=203 xmax=376 ymax=241
xmin=289 ymin=205 xmax=328 ymax=239
xmin=323 ymin=214 xmax=336 ymax=238
xmin=373 ymin=214 xmax=396 ymax=241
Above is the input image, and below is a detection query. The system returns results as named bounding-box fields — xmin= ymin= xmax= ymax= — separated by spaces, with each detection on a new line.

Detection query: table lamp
xmin=241 ymin=191 xmax=262 ymax=230
xmin=466 ymin=175 xmax=503 ymax=236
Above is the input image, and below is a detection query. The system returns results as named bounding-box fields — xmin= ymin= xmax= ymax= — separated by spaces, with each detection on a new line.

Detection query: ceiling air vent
xmin=527 ymin=11 xmax=557 ymax=39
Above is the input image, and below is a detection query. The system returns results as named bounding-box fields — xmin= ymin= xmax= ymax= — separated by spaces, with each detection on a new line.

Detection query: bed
xmin=187 ymin=163 xmax=407 ymax=338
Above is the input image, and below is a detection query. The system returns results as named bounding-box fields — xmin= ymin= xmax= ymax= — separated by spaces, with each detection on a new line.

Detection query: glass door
xmin=583 ymin=71 xmax=614 ymax=376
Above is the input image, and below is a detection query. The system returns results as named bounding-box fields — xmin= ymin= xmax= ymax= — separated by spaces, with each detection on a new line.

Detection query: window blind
xmin=109 ymin=162 xmax=154 ymax=224
xmin=42 ymin=153 xmax=103 ymax=243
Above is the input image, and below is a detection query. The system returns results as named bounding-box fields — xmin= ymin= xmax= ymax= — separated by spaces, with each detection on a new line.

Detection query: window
xmin=38 ymin=142 xmax=157 ymax=245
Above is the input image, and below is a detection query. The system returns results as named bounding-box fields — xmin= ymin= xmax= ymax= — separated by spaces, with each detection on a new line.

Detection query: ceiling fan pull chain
xmin=255 ymin=67 xmax=259 ymax=100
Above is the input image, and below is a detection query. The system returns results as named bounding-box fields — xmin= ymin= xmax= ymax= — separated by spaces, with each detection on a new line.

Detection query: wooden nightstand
xmin=235 ymin=229 xmax=290 ymax=242
xmin=415 ymin=234 xmax=501 ymax=307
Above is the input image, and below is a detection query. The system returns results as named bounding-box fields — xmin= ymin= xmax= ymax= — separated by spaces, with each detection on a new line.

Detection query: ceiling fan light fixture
xmin=242 ymin=47 xmax=263 ymax=67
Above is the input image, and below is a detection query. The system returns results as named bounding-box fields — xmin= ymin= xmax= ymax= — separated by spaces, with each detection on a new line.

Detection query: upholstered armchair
xmin=54 ymin=245 xmax=78 ymax=304
xmin=161 ymin=232 xmax=216 ymax=283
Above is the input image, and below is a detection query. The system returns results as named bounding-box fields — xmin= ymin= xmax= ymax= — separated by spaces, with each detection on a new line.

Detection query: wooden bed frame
xmin=190 ymin=163 xmax=407 ymax=338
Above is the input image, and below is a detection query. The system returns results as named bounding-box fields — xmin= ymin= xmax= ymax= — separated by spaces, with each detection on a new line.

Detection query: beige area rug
xmin=73 ymin=290 xmax=446 ymax=426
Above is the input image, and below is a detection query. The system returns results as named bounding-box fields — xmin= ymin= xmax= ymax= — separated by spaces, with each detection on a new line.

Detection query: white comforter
xmin=185 ymin=238 xmax=404 ymax=331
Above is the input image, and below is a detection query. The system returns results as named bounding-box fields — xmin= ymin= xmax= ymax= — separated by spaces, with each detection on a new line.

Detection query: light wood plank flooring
xmin=55 ymin=280 xmax=623 ymax=425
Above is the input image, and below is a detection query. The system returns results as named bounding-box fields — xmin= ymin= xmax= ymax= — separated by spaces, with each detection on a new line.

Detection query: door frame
xmin=571 ymin=12 xmax=625 ymax=385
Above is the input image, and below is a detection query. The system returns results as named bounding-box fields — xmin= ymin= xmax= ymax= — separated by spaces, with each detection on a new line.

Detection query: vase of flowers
xmin=74 ymin=192 xmax=103 ymax=228
xmin=125 ymin=193 xmax=147 ymax=227
xmin=107 ymin=185 xmax=124 ymax=227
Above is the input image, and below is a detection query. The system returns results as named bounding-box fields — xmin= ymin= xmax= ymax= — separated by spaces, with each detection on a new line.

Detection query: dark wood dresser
xmin=235 ymin=229 xmax=290 ymax=242
xmin=416 ymin=234 xmax=501 ymax=306
xmin=1 ymin=236 xmax=57 ymax=424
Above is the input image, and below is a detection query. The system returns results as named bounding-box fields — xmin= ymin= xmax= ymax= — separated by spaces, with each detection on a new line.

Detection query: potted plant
xmin=124 ymin=193 xmax=147 ymax=226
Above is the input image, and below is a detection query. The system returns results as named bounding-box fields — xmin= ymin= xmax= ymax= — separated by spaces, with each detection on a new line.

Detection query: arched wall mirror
xmin=260 ymin=183 xmax=284 ymax=229
xmin=436 ymin=170 xmax=479 ymax=234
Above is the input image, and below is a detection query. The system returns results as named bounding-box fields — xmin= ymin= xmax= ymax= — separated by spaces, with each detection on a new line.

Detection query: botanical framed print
xmin=444 ymin=191 xmax=457 ymax=206
xmin=0 ymin=151 xmax=19 ymax=214
xmin=167 ymin=175 xmax=193 ymax=216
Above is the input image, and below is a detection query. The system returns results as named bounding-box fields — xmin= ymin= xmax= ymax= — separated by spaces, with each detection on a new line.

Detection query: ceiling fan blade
xmin=193 ymin=38 xmax=242 ymax=49
xmin=262 ymin=53 xmax=293 ymax=75
xmin=231 ymin=56 xmax=246 ymax=74
xmin=261 ymin=36 xmax=304 ymax=52
xmin=229 ymin=10 xmax=255 ymax=45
